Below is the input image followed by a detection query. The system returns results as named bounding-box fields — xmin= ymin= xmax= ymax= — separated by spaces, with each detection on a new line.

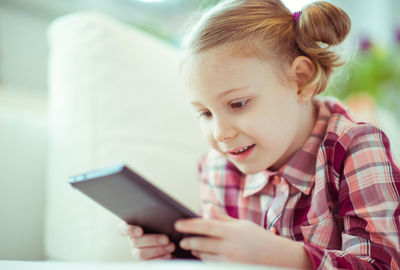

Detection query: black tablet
xmin=68 ymin=164 xmax=199 ymax=259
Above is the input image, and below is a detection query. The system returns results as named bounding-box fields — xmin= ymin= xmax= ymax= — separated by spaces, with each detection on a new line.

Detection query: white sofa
xmin=0 ymin=10 xmax=211 ymax=267
xmin=44 ymin=10 xmax=209 ymax=262
xmin=1 ymin=9 xmax=399 ymax=270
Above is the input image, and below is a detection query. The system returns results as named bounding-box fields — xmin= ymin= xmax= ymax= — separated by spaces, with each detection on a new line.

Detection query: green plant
xmin=329 ymin=29 xmax=400 ymax=116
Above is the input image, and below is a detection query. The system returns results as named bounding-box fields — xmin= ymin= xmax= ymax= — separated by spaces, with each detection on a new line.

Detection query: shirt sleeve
xmin=198 ymin=154 xmax=210 ymax=218
xmin=303 ymin=125 xmax=400 ymax=270
xmin=198 ymin=150 xmax=236 ymax=219
xmin=198 ymin=152 xmax=224 ymax=219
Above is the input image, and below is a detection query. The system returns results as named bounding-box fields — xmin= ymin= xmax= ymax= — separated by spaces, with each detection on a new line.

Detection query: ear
xmin=290 ymin=56 xmax=315 ymax=103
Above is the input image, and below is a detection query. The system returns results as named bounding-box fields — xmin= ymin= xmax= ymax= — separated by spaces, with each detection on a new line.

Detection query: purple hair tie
xmin=293 ymin=11 xmax=301 ymax=22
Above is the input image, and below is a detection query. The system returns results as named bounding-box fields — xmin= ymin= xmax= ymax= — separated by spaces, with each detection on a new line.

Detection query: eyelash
xmin=198 ymin=99 xmax=250 ymax=119
xmin=230 ymin=99 xmax=250 ymax=109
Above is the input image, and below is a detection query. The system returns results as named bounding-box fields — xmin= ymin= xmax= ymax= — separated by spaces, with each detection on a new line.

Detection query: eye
xmin=230 ymin=99 xmax=249 ymax=109
xmin=198 ymin=110 xmax=212 ymax=119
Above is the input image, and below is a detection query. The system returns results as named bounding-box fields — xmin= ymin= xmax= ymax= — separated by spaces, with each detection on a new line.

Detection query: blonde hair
xmin=182 ymin=0 xmax=351 ymax=95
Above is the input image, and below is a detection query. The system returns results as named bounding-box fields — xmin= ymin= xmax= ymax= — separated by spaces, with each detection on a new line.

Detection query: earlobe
xmin=291 ymin=56 xmax=315 ymax=102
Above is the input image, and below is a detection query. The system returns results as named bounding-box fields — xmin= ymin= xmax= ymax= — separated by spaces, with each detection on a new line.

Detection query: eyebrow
xmin=191 ymin=87 xmax=249 ymax=106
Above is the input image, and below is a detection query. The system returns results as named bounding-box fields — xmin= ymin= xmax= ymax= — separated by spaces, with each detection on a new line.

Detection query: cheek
xmin=242 ymin=114 xmax=269 ymax=138
xmin=245 ymin=114 xmax=286 ymax=146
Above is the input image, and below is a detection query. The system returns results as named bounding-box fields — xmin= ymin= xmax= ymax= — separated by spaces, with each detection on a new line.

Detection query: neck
xmin=294 ymin=100 xmax=317 ymax=151
xmin=269 ymin=100 xmax=316 ymax=171
xmin=300 ymin=100 xmax=317 ymax=141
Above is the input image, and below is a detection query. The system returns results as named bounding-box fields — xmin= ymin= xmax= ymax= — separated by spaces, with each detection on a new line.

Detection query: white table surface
xmin=0 ymin=260 xmax=293 ymax=270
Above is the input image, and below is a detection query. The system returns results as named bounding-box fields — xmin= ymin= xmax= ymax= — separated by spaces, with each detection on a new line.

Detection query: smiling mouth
xmin=227 ymin=144 xmax=256 ymax=160
xmin=230 ymin=144 xmax=255 ymax=155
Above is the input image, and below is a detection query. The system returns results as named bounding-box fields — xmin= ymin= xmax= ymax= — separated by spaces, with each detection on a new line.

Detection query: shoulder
xmin=336 ymin=123 xmax=398 ymax=177
xmin=316 ymin=96 xmax=399 ymax=175
xmin=318 ymin=96 xmax=366 ymax=139
xmin=317 ymin=99 xmax=400 ymax=214
xmin=318 ymin=97 xmax=391 ymax=155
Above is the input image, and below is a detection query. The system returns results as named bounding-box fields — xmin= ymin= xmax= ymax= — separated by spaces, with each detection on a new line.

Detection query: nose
xmin=213 ymin=118 xmax=237 ymax=142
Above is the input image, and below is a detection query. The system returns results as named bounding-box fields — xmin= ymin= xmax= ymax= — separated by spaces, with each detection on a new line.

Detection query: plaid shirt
xmin=198 ymin=97 xmax=400 ymax=270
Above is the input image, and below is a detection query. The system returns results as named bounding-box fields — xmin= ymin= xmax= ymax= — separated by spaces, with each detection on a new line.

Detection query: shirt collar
xmin=243 ymin=98 xmax=332 ymax=197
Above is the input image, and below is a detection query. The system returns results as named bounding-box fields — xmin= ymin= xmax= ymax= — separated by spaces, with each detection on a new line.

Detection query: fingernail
xmin=166 ymin=244 xmax=175 ymax=252
xmin=133 ymin=228 xmax=141 ymax=236
xmin=158 ymin=236 xmax=168 ymax=245
xmin=180 ymin=240 xmax=187 ymax=248
xmin=175 ymin=221 xmax=183 ymax=230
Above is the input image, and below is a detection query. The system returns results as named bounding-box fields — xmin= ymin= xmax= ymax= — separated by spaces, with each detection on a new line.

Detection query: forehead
xmin=184 ymin=47 xmax=268 ymax=78
xmin=181 ymin=45 xmax=287 ymax=92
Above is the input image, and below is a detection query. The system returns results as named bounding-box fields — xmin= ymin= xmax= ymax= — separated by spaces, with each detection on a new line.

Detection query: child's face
xmin=183 ymin=47 xmax=310 ymax=174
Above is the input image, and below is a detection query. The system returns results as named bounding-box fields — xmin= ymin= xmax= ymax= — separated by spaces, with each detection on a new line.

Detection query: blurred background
xmin=0 ymin=0 xmax=399 ymax=96
xmin=1 ymin=0 xmax=399 ymax=127
xmin=0 ymin=0 xmax=399 ymax=119
xmin=0 ymin=0 xmax=399 ymax=261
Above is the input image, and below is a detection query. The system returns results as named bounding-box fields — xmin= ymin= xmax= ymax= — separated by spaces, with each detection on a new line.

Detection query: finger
xmin=130 ymin=234 xmax=170 ymax=248
xmin=131 ymin=243 xmax=175 ymax=260
xmin=152 ymin=253 xmax=172 ymax=261
xmin=191 ymin=250 xmax=201 ymax=259
xmin=192 ymin=250 xmax=224 ymax=262
xmin=175 ymin=218 xmax=229 ymax=238
xmin=209 ymin=205 xmax=235 ymax=222
xmin=180 ymin=236 xmax=223 ymax=254
xmin=118 ymin=222 xmax=143 ymax=238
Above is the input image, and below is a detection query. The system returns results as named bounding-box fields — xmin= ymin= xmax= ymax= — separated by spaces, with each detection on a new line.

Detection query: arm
xmin=304 ymin=126 xmax=400 ymax=269
xmin=185 ymin=126 xmax=399 ymax=269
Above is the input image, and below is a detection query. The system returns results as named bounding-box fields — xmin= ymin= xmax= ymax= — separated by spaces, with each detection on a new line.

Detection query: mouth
xmin=227 ymin=144 xmax=256 ymax=160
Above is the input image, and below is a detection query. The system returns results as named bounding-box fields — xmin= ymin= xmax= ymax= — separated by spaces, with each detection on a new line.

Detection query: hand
xmin=174 ymin=206 xmax=271 ymax=263
xmin=174 ymin=206 xmax=312 ymax=269
xmin=118 ymin=221 xmax=175 ymax=260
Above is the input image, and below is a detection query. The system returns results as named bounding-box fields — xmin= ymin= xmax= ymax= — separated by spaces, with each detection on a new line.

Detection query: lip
xmin=227 ymin=144 xmax=255 ymax=161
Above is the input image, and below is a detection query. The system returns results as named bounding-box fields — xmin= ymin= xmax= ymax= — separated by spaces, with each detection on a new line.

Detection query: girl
xmin=118 ymin=0 xmax=400 ymax=269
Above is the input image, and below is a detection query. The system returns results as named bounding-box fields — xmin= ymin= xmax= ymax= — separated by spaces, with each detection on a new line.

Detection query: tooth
xmin=235 ymin=146 xmax=249 ymax=154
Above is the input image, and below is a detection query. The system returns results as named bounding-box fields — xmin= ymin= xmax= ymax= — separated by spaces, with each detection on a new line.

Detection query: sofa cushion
xmin=46 ymin=11 xmax=208 ymax=261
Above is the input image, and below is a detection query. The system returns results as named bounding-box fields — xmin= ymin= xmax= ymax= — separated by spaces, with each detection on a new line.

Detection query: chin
xmin=234 ymin=163 xmax=265 ymax=175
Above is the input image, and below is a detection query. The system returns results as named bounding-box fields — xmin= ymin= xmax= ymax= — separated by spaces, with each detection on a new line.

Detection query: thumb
xmin=209 ymin=205 xmax=235 ymax=221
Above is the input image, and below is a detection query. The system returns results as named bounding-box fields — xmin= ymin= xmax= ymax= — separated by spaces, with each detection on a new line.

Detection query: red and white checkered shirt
xmin=198 ymin=97 xmax=400 ymax=269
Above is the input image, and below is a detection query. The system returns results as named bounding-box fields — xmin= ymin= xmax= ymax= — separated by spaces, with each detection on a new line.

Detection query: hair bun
xmin=297 ymin=1 xmax=351 ymax=46
xmin=293 ymin=1 xmax=351 ymax=94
